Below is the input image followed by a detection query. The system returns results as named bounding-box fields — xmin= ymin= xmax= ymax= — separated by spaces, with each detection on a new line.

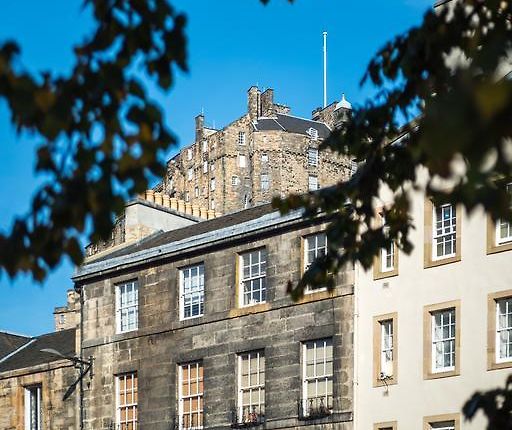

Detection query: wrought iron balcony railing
xmin=231 ymin=405 xmax=265 ymax=428
xmin=298 ymin=395 xmax=333 ymax=420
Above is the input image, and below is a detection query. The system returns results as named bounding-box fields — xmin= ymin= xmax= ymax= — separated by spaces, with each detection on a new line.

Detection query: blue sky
xmin=0 ymin=0 xmax=431 ymax=336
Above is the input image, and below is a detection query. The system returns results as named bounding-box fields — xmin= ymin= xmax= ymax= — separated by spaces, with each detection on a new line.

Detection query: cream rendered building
xmin=354 ymin=170 xmax=512 ymax=430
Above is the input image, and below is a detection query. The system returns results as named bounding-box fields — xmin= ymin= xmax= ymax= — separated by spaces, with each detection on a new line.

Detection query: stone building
xmin=158 ymin=86 xmax=354 ymax=214
xmin=0 ymin=329 xmax=79 ymax=430
xmin=84 ymin=196 xmax=201 ymax=260
xmin=73 ymin=203 xmax=355 ymax=430
xmin=54 ymin=289 xmax=81 ymax=332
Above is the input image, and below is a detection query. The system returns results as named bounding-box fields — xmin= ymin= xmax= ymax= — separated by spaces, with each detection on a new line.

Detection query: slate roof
xmin=0 ymin=329 xmax=76 ymax=373
xmin=0 ymin=332 xmax=30 ymax=360
xmin=90 ymin=203 xmax=277 ymax=263
xmin=254 ymin=113 xmax=331 ymax=138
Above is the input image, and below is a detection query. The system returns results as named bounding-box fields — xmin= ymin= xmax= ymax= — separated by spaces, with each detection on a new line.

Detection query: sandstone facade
xmin=0 ymin=329 xmax=78 ymax=430
xmin=159 ymin=86 xmax=353 ymax=214
xmin=74 ymin=205 xmax=355 ymax=430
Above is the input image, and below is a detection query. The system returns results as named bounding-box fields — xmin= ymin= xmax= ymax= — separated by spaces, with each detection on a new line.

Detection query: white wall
xmin=354 ymin=185 xmax=512 ymax=429
xmin=125 ymin=201 xmax=196 ymax=238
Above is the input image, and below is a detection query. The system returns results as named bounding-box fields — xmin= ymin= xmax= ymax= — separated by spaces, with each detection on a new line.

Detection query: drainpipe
xmin=79 ymin=285 xmax=85 ymax=430
xmin=353 ymin=265 xmax=360 ymax=430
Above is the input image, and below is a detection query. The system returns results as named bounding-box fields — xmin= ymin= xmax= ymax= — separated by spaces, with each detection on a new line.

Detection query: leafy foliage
xmin=0 ymin=0 xmax=187 ymax=280
xmin=274 ymin=0 xmax=512 ymax=299
xmin=463 ymin=375 xmax=512 ymax=429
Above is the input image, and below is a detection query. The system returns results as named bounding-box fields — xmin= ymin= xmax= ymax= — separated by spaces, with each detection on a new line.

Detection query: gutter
xmin=0 ymin=358 xmax=74 ymax=380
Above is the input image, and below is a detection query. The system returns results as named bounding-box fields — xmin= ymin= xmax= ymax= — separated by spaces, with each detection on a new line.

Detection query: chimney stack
xmin=260 ymin=88 xmax=275 ymax=117
xmin=195 ymin=114 xmax=204 ymax=143
xmin=248 ymin=86 xmax=261 ymax=120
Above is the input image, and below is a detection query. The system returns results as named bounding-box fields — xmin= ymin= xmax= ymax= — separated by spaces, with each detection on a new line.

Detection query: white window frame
xmin=210 ymin=199 xmax=215 ymax=210
xmin=210 ymin=178 xmax=215 ymax=191
xmin=237 ymin=351 xmax=265 ymax=424
xmin=302 ymin=338 xmax=333 ymax=416
xmin=178 ymin=362 xmax=203 ymax=430
xmin=188 ymin=168 xmax=193 ymax=181
xmin=308 ymin=147 xmax=319 ymax=167
xmin=381 ymin=218 xmax=395 ymax=272
xmin=116 ymin=372 xmax=138 ymax=430
xmin=202 ymin=140 xmax=208 ymax=152
xmin=381 ymin=245 xmax=395 ymax=272
xmin=232 ymin=176 xmax=239 ymax=186
xmin=179 ymin=264 xmax=205 ymax=320
xmin=304 ymin=233 xmax=327 ymax=293
xmin=238 ymin=131 xmax=246 ymax=146
xmin=187 ymin=148 xmax=193 ymax=160
xmin=210 ymin=161 xmax=215 ymax=172
xmin=432 ymin=204 xmax=456 ymax=260
xmin=239 ymin=249 xmax=267 ymax=307
xmin=24 ymin=385 xmax=42 ymax=430
xmin=239 ymin=154 xmax=246 ymax=168
xmin=307 ymin=127 xmax=319 ymax=140
xmin=202 ymin=161 xmax=208 ymax=174
xmin=429 ymin=423 xmax=455 ymax=430
xmin=116 ymin=280 xmax=139 ymax=334
xmin=496 ymin=183 xmax=512 ymax=245
xmin=261 ymin=153 xmax=268 ymax=163
xmin=308 ymin=175 xmax=318 ymax=191
xmin=260 ymin=174 xmax=269 ymax=191
xmin=431 ymin=308 xmax=456 ymax=373
xmin=496 ymin=297 xmax=512 ymax=363
xmin=194 ymin=187 xmax=199 ymax=198
xmin=380 ymin=320 xmax=394 ymax=377
xmin=185 ymin=191 xmax=190 ymax=203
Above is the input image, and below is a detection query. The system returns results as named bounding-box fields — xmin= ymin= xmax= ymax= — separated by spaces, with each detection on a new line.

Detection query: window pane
xmin=181 ymin=264 xmax=205 ymax=319
xmin=240 ymin=249 xmax=267 ymax=306
xmin=302 ymin=338 xmax=334 ymax=416
xmin=432 ymin=308 xmax=456 ymax=372
xmin=179 ymin=363 xmax=203 ymax=430
xmin=237 ymin=352 xmax=265 ymax=424
xmin=117 ymin=281 xmax=139 ymax=333
xmin=117 ymin=373 xmax=138 ymax=430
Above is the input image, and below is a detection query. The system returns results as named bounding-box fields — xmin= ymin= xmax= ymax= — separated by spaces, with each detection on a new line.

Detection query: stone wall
xmin=0 ymin=364 xmax=78 ymax=430
xmin=54 ymin=289 xmax=80 ymax=332
xmin=161 ymin=86 xmax=353 ymax=215
xmin=80 ymin=221 xmax=354 ymax=430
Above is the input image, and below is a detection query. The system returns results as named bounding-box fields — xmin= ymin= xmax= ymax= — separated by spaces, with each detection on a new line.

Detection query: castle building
xmin=158 ymin=86 xmax=354 ymax=214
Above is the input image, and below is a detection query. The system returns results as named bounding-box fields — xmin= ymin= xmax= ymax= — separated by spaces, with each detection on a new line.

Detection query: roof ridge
xmin=35 ymin=328 xmax=75 ymax=339
xmin=276 ymin=112 xmax=328 ymax=125
xmin=0 ymin=330 xmax=31 ymax=339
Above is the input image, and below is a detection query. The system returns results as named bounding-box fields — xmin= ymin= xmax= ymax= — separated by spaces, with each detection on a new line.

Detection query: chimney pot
xmin=170 ymin=197 xmax=178 ymax=211
xmin=145 ymin=190 xmax=155 ymax=203
xmin=154 ymin=192 xmax=163 ymax=206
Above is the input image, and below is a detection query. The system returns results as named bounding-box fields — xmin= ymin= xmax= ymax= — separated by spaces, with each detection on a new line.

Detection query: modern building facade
xmin=353 ymin=170 xmax=512 ymax=430
xmin=158 ymin=86 xmax=354 ymax=215
xmin=73 ymin=204 xmax=355 ymax=430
